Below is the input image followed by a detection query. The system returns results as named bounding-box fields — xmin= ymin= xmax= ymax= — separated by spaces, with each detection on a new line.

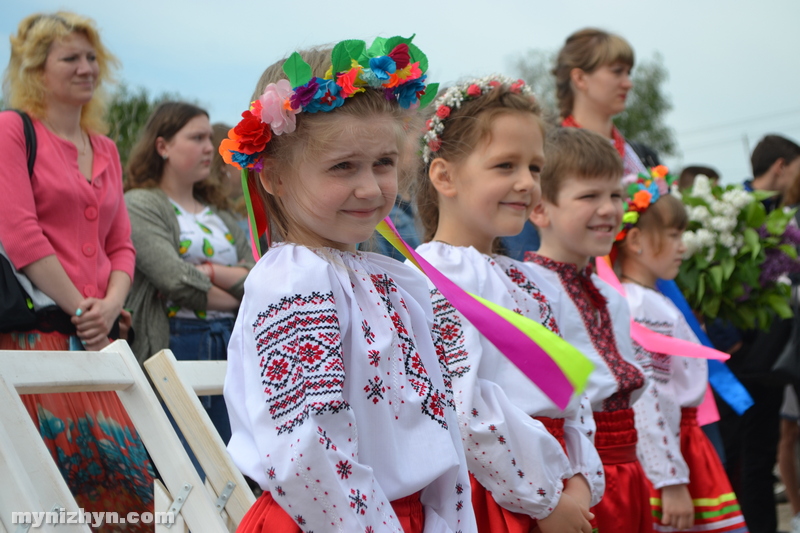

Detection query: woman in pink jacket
xmin=0 ymin=11 xmax=153 ymax=527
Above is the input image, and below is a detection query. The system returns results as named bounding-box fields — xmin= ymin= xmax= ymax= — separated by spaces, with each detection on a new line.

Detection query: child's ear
xmin=259 ymin=159 xmax=281 ymax=197
xmin=625 ymin=227 xmax=644 ymax=255
xmin=155 ymin=137 xmax=168 ymax=159
xmin=428 ymin=158 xmax=457 ymax=198
xmin=529 ymin=200 xmax=551 ymax=228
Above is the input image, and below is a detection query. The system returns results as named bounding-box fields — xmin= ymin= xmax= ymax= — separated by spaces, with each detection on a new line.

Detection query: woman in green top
xmin=124 ymin=102 xmax=255 ymax=470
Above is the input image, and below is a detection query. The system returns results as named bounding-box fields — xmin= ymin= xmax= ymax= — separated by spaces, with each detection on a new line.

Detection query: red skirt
xmin=591 ymin=408 xmax=653 ymax=533
xmin=469 ymin=417 xmax=568 ymax=533
xmin=534 ymin=416 xmax=567 ymax=454
xmin=238 ymin=489 xmax=424 ymax=532
xmin=647 ymin=407 xmax=748 ymax=532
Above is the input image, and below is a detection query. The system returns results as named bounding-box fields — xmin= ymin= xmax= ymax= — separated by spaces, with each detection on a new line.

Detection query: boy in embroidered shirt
xmin=526 ymin=127 xmax=650 ymax=533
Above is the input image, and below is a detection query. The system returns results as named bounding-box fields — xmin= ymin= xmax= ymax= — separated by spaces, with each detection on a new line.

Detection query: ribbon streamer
xmin=241 ymin=169 xmax=269 ymax=260
xmin=376 ymin=218 xmax=592 ymax=410
xmin=656 ymin=279 xmax=754 ymax=415
xmin=595 ymin=258 xmax=729 ymax=362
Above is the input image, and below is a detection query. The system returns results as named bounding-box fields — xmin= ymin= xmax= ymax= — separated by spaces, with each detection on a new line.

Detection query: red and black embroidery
xmin=349 ymin=488 xmax=368 ymax=515
xmin=253 ymin=291 xmax=350 ymax=435
xmin=431 ymin=320 xmax=456 ymax=410
xmin=526 ymin=254 xmax=644 ymax=411
xmin=503 ymin=265 xmax=561 ymax=335
xmin=369 ymin=274 xmax=449 ymax=429
xmin=429 ymin=288 xmax=470 ymax=378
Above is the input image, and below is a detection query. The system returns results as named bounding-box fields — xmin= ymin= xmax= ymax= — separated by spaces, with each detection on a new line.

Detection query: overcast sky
xmin=3 ymin=0 xmax=799 ymax=184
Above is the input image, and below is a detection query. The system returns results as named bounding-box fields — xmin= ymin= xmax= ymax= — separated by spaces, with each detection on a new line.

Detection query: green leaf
xmin=768 ymin=293 xmax=793 ymax=318
xmin=283 ymin=52 xmax=313 ymax=88
xmin=366 ymin=36 xmax=389 ymax=58
xmin=384 ymin=35 xmax=416 ymax=54
xmin=780 ymin=244 xmax=799 ymax=259
xmin=331 ymin=40 xmax=365 ymax=75
xmin=697 ymin=274 xmax=706 ymax=303
xmin=702 ymin=295 xmax=721 ymax=318
xmin=407 ymin=42 xmax=428 ymax=74
xmin=736 ymin=305 xmax=756 ymax=330
xmin=721 ymin=256 xmax=736 ymax=280
xmin=708 ymin=265 xmax=724 ymax=292
xmin=418 ymin=82 xmax=439 ymax=109
xmin=744 ymin=201 xmax=766 ymax=229
xmin=752 ymin=189 xmax=779 ymax=203
xmin=744 ymin=227 xmax=761 ymax=260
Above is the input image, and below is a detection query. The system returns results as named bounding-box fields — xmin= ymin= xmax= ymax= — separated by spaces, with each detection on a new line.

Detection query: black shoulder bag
xmin=0 ymin=110 xmax=39 ymax=332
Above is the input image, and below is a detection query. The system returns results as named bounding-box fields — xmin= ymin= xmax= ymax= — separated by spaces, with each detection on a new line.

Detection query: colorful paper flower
xmin=305 ymin=79 xmax=345 ymax=113
xmin=385 ymin=62 xmax=422 ymax=88
xmin=368 ymin=56 xmax=396 ymax=81
xmin=232 ymin=111 xmax=271 ymax=155
xmin=388 ymin=43 xmax=410 ymax=69
xmin=631 ymin=189 xmax=653 ymax=210
xmin=394 ymin=75 xmax=427 ymax=108
xmin=290 ymin=78 xmax=319 ymax=109
xmin=259 ymin=79 xmax=299 ymax=135
xmin=337 ymin=67 xmax=365 ymax=98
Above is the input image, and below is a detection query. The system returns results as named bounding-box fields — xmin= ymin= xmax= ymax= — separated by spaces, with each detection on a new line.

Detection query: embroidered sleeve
xmin=246 ymin=290 xmax=406 ymax=532
xmin=563 ymin=394 xmax=605 ymax=506
xmin=431 ymin=288 xmax=573 ymax=519
xmin=631 ymin=340 xmax=689 ymax=489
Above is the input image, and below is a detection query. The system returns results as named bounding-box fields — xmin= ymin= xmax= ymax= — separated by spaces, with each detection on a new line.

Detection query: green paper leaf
xmin=283 ymin=52 xmax=312 ymax=88
xmin=366 ymin=36 xmax=388 ymax=58
xmin=418 ymin=82 xmax=439 ymax=109
xmin=407 ymin=43 xmax=428 ymax=74
xmin=384 ymin=35 xmax=416 ymax=54
xmin=331 ymin=40 xmax=365 ymax=76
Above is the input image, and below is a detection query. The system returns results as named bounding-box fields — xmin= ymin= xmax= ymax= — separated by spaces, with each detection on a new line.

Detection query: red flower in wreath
xmin=233 ymin=111 xmax=271 ymax=155
xmin=435 ymin=106 xmax=451 ymax=119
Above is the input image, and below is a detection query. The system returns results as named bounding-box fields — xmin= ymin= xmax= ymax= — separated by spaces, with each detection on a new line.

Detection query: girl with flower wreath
xmin=613 ymin=174 xmax=748 ymax=532
xmin=220 ymin=37 xmax=477 ymax=533
xmin=415 ymin=76 xmax=603 ymax=533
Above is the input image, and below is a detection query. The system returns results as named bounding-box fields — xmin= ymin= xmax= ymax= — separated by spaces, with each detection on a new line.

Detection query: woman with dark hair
xmin=0 ymin=11 xmax=153 ymax=525
xmin=125 ymin=102 xmax=254 ymax=454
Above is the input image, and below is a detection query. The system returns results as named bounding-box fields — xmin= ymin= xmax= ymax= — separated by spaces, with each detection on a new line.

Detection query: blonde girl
xmin=221 ymin=37 xmax=476 ymax=533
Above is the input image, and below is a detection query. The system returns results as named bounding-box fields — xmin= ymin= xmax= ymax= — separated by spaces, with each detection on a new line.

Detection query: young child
xmin=615 ymin=176 xmax=748 ymax=532
xmin=221 ymin=38 xmax=477 ymax=533
xmin=526 ymin=127 xmax=650 ymax=533
xmin=415 ymin=76 xmax=603 ymax=533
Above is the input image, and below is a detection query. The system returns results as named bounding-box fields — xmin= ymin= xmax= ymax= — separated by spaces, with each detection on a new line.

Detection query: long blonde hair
xmin=3 ymin=11 xmax=118 ymax=134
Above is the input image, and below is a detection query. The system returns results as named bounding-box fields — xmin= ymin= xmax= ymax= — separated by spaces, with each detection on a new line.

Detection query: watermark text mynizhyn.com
xmin=11 ymin=508 xmax=175 ymax=528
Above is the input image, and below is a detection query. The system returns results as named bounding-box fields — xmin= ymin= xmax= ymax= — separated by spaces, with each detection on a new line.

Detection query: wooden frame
xmin=144 ymin=349 xmax=255 ymax=530
xmin=0 ymin=341 xmax=228 ymax=532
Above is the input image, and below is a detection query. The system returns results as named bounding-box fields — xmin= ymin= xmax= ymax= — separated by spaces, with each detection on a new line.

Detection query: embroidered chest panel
xmin=502 ymin=263 xmax=561 ymax=335
xmin=252 ymin=291 xmax=348 ymax=435
xmin=526 ymin=255 xmax=644 ymax=411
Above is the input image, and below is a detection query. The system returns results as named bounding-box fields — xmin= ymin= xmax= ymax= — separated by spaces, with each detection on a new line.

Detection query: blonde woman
xmin=0 ymin=11 xmax=153 ymax=525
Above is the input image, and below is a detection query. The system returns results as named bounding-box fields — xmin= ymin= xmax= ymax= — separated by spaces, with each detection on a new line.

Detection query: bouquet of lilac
xmin=675 ymin=175 xmax=800 ymax=330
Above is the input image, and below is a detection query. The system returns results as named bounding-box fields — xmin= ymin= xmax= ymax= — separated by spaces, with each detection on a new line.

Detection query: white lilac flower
xmin=719 ymin=233 xmax=735 ymax=248
xmin=682 ymin=231 xmax=700 ymax=257
xmin=687 ymin=205 xmax=708 ymax=223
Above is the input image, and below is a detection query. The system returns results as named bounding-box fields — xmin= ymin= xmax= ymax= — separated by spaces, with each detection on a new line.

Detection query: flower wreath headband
xmin=615 ymin=165 xmax=678 ymax=242
xmin=421 ymin=74 xmax=534 ymax=164
xmin=218 ymin=35 xmax=439 ymax=259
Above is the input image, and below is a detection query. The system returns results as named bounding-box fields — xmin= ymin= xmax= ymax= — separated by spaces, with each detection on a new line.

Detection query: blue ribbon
xmin=656 ymin=279 xmax=753 ymax=415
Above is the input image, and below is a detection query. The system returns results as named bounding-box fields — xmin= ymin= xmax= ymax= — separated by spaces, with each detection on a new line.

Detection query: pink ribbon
xmin=595 ymin=258 xmax=728 ymax=361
